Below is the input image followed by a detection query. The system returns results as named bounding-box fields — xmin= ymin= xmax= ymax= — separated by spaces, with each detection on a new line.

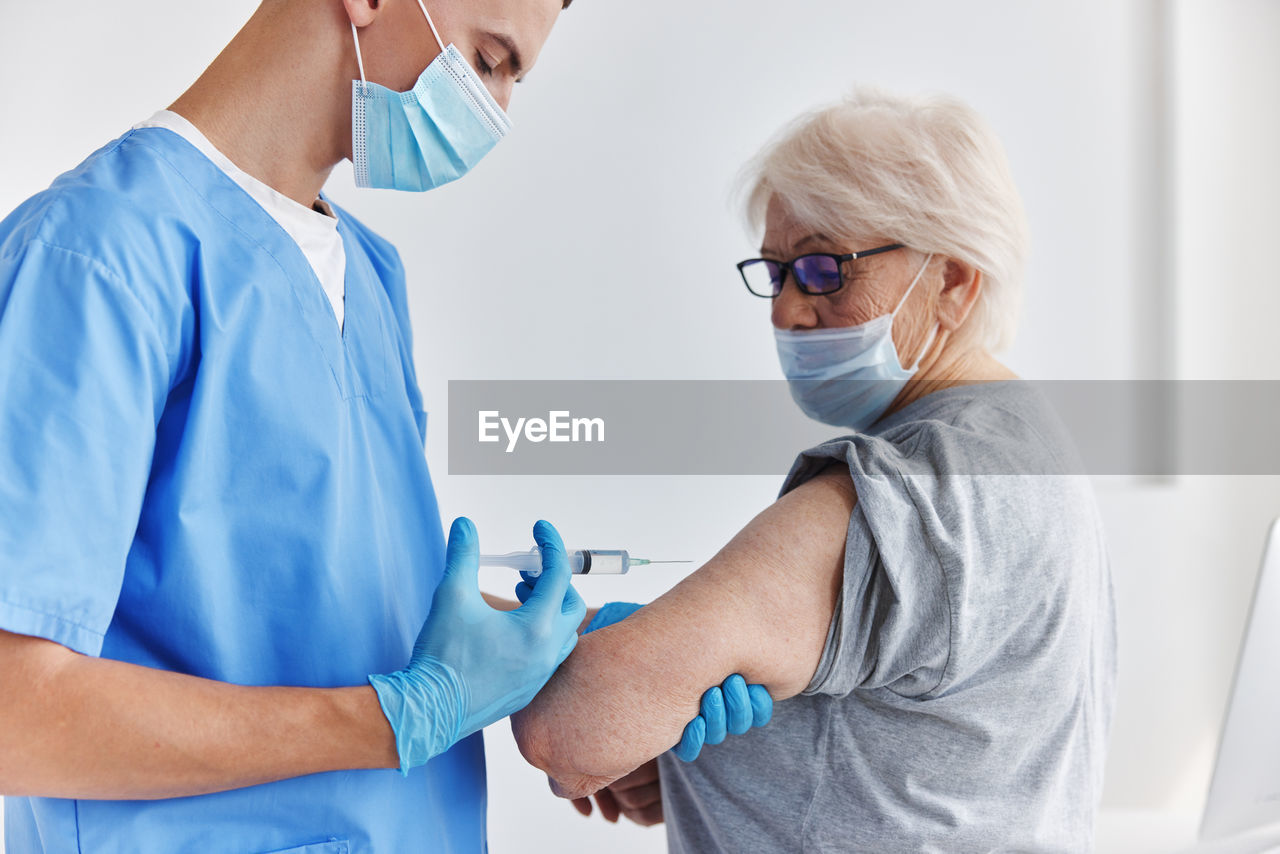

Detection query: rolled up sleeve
xmin=781 ymin=434 xmax=952 ymax=699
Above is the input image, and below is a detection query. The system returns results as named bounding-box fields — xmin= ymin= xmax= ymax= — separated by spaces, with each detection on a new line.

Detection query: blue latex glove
xmin=369 ymin=518 xmax=586 ymax=774
xmin=533 ymin=598 xmax=773 ymax=763
xmin=673 ymin=675 xmax=773 ymax=762
xmin=583 ymin=601 xmax=643 ymax=633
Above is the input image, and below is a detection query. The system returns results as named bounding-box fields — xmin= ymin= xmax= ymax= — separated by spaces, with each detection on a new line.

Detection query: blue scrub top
xmin=0 ymin=128 xmax=486 ymax=853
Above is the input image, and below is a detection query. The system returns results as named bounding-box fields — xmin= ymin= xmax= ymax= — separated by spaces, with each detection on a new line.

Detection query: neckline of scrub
xmin=124 ymin=125 xmax=389 ymax=401
xmin=133 ymin=110 xmax=348 ymax=335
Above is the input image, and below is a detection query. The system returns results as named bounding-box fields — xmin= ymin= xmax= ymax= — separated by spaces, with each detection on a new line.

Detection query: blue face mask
xmin=350 ymin=0 xmax=511 ymax=192
xmin=775 ymin=254 xmax=937 ymax=432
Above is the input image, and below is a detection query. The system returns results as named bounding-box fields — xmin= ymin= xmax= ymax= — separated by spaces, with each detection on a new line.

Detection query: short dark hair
xmin=562 ymin=0 xmax=572 ymax=6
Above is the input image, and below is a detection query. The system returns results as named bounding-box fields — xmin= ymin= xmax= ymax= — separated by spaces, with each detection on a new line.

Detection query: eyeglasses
xmin=737 ymin=243 xmax=905 ymax=298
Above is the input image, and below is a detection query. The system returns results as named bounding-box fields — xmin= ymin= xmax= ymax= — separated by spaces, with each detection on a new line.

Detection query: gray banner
xmin=446 ymin=380 xmax=1280 ymax=476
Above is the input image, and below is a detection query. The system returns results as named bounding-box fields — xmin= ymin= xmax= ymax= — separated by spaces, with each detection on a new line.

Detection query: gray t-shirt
xmin=659 ymin=381 xmax=1117 ymax=853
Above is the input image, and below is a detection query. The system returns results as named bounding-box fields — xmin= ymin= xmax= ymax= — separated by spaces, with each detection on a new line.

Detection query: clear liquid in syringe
xmin=478 ymin=548 xmax=688 ymax=577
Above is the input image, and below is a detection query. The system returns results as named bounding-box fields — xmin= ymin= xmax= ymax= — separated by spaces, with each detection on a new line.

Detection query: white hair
xmin=741 ymin=88 xmax=1030 ymax=352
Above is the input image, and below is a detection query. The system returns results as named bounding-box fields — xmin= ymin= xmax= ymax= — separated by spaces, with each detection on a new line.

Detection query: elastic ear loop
xmin=351 ymin=22 xmax=367 ymax=83
xmin=350 ymin=0 xmax=444 ymax=84
xmin=414 ymin=0 xmax=447 ymax=52
xmin=891 ymin=253 xmax=939 ymax=372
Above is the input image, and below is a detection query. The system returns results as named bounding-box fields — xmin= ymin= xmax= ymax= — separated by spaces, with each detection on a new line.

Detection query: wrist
xmin=334 ymin=685 xmax=401 ymax=771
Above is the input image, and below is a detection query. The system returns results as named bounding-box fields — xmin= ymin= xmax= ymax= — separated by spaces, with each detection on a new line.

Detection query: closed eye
xmin=486 ymin=32 xmax=526 ymax=81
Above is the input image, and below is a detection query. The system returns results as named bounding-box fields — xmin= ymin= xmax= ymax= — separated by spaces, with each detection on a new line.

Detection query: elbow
xmin=509 ymin=700 xmax=586 ymax=783
xmin=510 ymin=699 xmax=620 ymax=800
xmin=509 ymin=702 xmax=555 ymax=776
xmin=547 ymin=770 xmax=617 ymax=802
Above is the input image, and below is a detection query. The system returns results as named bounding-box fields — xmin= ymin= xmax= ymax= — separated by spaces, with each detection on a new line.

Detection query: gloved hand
xmin=673 ymin=674 xmax=773 ymax=762
xmin=569 ymin=676 xmax=774 ymax=825
xmin=370 ymin=517 xmax=586 ymax=774
xmin=583 ymin=601 xmax=643 ymax=634
xmin=527 ymin=597 xmax=774 ymax=763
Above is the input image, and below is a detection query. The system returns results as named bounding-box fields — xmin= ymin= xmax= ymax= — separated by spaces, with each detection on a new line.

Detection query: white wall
xmin=1104 ymin=0 xmax=1280 ymax=814
xmin=1 ymin=1 xmax=1275 ymax=850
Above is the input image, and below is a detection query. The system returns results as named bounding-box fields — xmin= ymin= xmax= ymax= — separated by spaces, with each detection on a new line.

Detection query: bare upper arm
xmin=510 ymin=467 xmax=855 ymax=798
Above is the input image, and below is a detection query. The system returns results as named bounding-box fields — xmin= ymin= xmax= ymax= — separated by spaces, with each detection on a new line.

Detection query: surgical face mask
xmin=775 ymin=254 xmax=937 ymax=432
xmin=350 ymin=0 xmax=511 ymax=191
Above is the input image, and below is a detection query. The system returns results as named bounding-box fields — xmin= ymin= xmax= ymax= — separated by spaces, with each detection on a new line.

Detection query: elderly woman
xmin=512 ymin=89 xmax=1116 ymax=851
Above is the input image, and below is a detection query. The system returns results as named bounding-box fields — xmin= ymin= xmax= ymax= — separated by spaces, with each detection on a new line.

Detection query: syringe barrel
xmin=572 ymin=549 xmax=630 ymax=576
xmin=521 ymin=548 xmax=631 ymax=577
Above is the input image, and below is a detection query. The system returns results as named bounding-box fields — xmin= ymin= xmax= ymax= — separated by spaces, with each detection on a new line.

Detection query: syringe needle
xmin=628 ymin=559 xmax=692 ymax=566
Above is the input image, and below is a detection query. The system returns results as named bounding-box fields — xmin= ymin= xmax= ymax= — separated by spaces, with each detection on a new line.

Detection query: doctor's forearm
xmin=0 ymin=629 xmax=397 ymax=799
xmin=483 ymin=591 xmax=598 ymax=630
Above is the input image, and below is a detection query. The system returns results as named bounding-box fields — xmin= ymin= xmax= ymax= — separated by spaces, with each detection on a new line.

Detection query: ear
xmin=936 ymin=258 xmax=983 ymax=332
xmin=343 ymin=0 xmax=382 ymax=28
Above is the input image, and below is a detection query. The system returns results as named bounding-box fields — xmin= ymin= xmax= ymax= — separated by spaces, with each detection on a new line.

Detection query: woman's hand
xmin=571 ymin=759 xmax=663 ymax=826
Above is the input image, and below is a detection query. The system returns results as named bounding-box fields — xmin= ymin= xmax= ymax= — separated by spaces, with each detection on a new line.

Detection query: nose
xmin=771 ymin=277 xmax=819 ymax=330
xmin=489 ymin=79 xmax=514 ymax=112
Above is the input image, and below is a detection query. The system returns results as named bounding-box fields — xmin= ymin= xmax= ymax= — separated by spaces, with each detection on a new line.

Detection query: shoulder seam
xmin=23 ymin=240 xmax=167 ymax=352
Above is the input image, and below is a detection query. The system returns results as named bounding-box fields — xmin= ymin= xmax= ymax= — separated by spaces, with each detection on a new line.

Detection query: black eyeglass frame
xmin=737 ymin=243 xmax=906 ymax=298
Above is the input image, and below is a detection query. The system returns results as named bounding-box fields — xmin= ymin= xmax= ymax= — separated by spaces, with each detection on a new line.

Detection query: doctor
xmin=0 ymin=0 xmax=762 ymax=851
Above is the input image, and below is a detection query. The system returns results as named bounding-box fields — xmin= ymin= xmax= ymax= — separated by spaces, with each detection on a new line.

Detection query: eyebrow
xmin=759 ymin=233 xmax=830 ymax=258
xmin=489 ymin=32 xmax=526 ymax=81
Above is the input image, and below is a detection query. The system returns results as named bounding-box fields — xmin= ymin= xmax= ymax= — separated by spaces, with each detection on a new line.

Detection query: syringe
xmin=479 ymin=549 xmax=689 ymax=578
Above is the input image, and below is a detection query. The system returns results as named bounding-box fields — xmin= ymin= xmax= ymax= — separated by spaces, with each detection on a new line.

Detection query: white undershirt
xmin=134 ymin=110 xmax=347 ymax=331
